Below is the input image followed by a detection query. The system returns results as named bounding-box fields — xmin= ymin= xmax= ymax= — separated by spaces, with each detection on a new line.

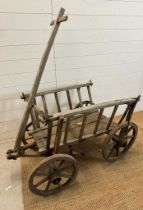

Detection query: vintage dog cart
xmin=7 ymin=8 xmax=140 ymax=196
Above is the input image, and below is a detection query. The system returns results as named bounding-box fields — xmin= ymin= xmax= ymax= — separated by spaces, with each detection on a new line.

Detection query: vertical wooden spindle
xmin=77 ymin=88 xmax=82 ymax=107
xmin=66 ymin=90 xmax=72 ymax=109
xmin=87 ymin=85 xmax=93 ymax=103
xmin=41 ymin=95 xmax=48 ymax=116
xmin=118 ymin=105 xmax=129 ymax=124
xmin=106 ymin=105 xmax=118 ymax=130
xmin=53 ymin=117 xmax=64 ymax=154
xmin=54 ymin=92 xmax=61 ymax=112
xmin=94 ymin=108 xmax=104 ymax=134
xmin=63 ymin=117 xmax=70 ymax=144
xmin=46 ymin=121 xmax=53 ymax=150
xmin=79 ymin=113 xmax=87 ymax=140
xmin=33 ymin=99 xmax=40 ymax=128
xmin=30 ymin=109 xmax=37 ymax=129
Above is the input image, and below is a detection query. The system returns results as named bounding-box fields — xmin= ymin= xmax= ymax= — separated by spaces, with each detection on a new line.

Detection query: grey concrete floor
xmin=0 ymin=138 xmax=23 ymax=210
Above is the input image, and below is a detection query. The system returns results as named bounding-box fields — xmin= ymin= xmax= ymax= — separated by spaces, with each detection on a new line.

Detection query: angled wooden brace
xmin=14 ymin=8 xmax=68 ymax=151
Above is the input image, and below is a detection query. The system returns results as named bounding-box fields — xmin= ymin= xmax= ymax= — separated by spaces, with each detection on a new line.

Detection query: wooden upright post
xmin=14 ymin=8 xmax=68 ymax=151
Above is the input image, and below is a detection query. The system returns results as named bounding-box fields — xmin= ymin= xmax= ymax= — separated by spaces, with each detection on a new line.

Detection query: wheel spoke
xmin=35 ymin=172 xmax=47 ymax=176
xmin=128 ymin=126 xmax=133 ymax=133
xmin=60 ymin=165 xmax=72 ymax=171
xmin=58 ymin=160 xmax=64 ymax=169
xmin=34 ymin=176 xmax=49 ymax=188
xmin=45 ymin=178 xmax=52 ymax=191
xmin=58 ymin=171 xmax=72 ymax=179
xmin=57 ymin=182 xmax=62 ymax=188
xmin=115 ymin=145 xmax=120 ymax=156
xmin=112 ymin=135 xmax=119 ymax=142
xmin=119 ymin=131 xmax=125 ymax=143
xmin=126 ymin=134 xmax=135 ymax=139
xmin=107 ymin=145 xmax=116 ymax=158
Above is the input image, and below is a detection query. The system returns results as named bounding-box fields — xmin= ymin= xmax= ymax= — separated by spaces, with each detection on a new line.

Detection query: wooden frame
xmin=7 ymin=77 xmax=140 ymax=158
xmin=6 ymin=7 xmax=140 ymax=160
xmin=6 ymin=7 xmax=141 ymax=197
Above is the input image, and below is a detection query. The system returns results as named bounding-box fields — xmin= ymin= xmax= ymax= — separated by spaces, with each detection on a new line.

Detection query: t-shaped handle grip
xmin=50 ymin=15 xmax=68 ymax=26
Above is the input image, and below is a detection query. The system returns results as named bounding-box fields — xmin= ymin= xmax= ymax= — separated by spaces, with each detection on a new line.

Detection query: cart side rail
xmin=21 ymin=80 xmax=93 ymax=99
xmin=50 ymin=96 xmax=140 ymax=120
xmin=29 ymin=95 xmax=140 ymax=153
xmin=48 ymin=95 xmax=140 ymax=153
xmin=30 ymin=95 xmax=140 ymax=135
xmin=13 ymin=95 xmax=140 ymax=156
xmin=21 ymin=81 xmax=94 ymax=115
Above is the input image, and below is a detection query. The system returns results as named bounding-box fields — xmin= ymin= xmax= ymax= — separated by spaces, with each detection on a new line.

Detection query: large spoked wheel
xmin=28 ymin=154 xmax=78 ymax=196
xmin=102 ymin=122 xmax=138 ymax=162
xmin=74 ymin=100 xmax=94 ymax=108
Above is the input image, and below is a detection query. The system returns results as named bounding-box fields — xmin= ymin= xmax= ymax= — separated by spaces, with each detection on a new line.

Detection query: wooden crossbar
xmin=21 ymin=81 xmax=93 ymax=100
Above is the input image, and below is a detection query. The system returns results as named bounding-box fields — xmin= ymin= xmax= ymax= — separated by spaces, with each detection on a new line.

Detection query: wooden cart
xmin=6 ymin=8 xmax=140 ymax=196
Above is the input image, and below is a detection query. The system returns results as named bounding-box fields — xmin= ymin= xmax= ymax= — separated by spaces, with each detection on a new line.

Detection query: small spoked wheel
xmin=102 ymin=122 xmax=138 ymax=162
xmin=74 ymin=100 xmax=94 ymax=108
xmin=28 ymin=154 xmax=78 ymax=196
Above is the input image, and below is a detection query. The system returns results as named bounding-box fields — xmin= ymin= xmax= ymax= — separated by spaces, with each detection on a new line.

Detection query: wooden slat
xmin=94 ymin=108 xmax=104 ymax=134
xmin=66 ymin=90 xmax=72 ymax=109
xmin=30 ymin=108 xmax=37 ymax=129
xmin=77 ymin=88 xmax=82 ymax=107
xmin=41 ymin=95 xmax=48 ymax=116
xmin=126 ymin=103 xmax=136 ymax=122
xmin=87 ymin=85 xmax=93 ymax=102
xmin=33 ymin=99 xmax=40 ymax=128
xmin=79 ymin=113 xmax=87 ymax=140
xmin=119 ymin=96 xmax=140 ymax=124
xmin=46 ymin=121 xmax=53 ymax=150
xmin=118 ymin=105 xmax=129 ymax=124
xmin=63 ymin=117 xmax=70 ymax=144
xmin=106 ymin=105 xmax=118 ymax=130
xmin=53 ymin=118 xmax=64 ymax=154
xmin=54 ymin=92 xmax=61 ymax=112
xmin=50 ymin=97 xmax=137 ymax=120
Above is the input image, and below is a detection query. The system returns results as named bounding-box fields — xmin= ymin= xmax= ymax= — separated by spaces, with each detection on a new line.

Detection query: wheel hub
xmin=52 ymin=177 xmax=61 ymax=185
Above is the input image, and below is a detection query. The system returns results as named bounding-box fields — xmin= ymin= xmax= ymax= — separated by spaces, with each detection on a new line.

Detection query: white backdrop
xmin=0 ymin=0 xmax=143 ymax=141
